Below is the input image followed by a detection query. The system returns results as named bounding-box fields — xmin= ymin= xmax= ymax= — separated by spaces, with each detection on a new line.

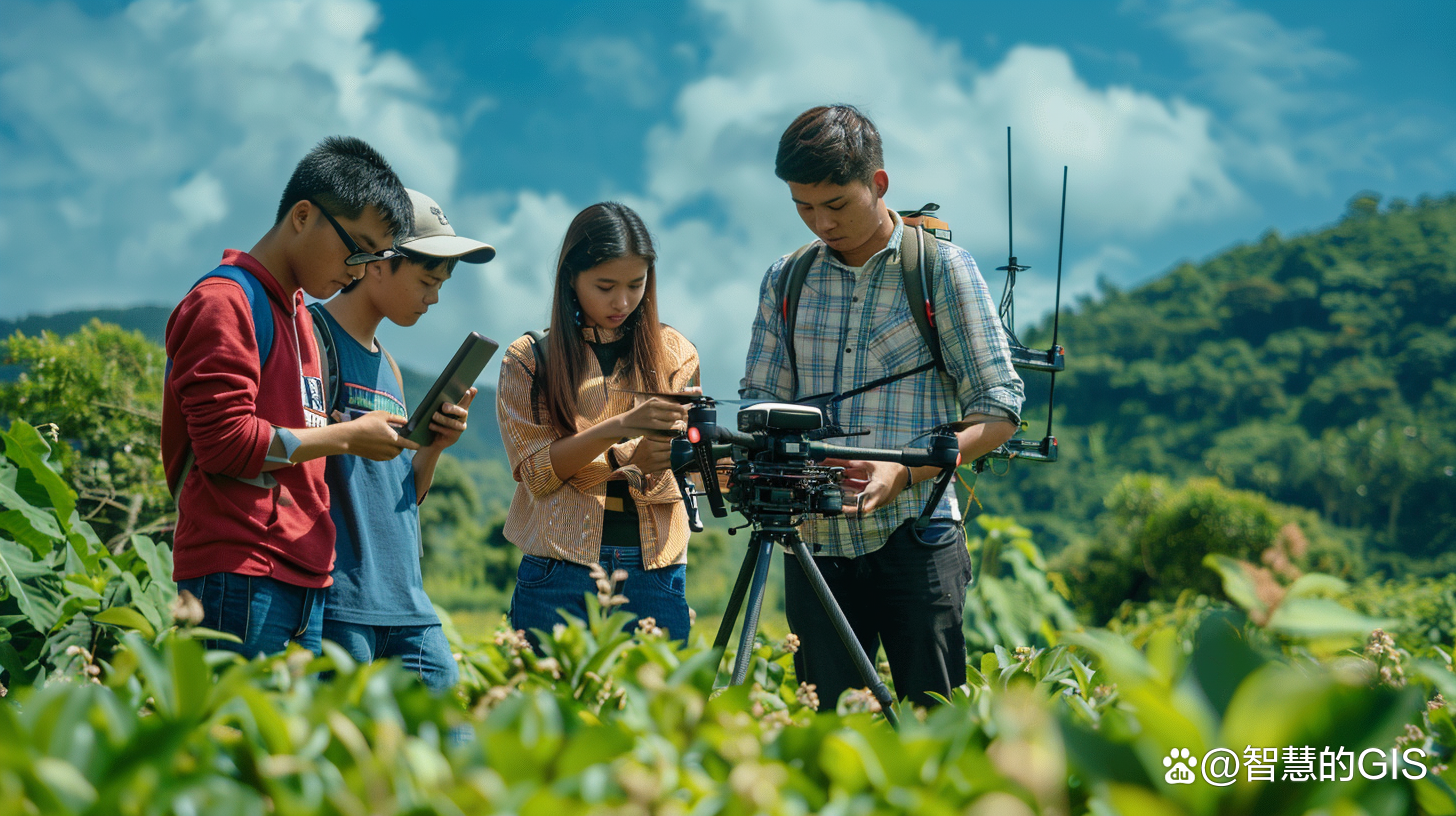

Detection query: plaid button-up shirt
xmin=739 ymin=210 xmax=1024 ymax=558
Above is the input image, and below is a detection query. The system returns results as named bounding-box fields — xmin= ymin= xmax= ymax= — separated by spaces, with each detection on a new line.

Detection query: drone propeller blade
xmin=611 ymin=388 xmax=750 ymax=405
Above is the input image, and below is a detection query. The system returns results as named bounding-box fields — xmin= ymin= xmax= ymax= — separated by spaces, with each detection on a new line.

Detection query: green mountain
xmin=0 ymin=306 xmax=173 ymax=346
xmin=992 ymin=192 xmax=1456 ymax=566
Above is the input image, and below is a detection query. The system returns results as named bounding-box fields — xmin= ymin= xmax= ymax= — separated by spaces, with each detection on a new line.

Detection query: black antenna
xmin=996 ymin=127 xmax=1029 ymax=345
xmin=1046 ymin=166 xmax=1068 ymax=441
xmin=976 ymin=135 xmax=1066 ymax=469
xmin=1007 ymin=126 xmax=1014 ymax=263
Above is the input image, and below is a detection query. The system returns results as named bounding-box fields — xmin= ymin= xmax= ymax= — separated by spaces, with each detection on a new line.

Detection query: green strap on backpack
xmin=774 ymin=204 xmax=948 ymax=399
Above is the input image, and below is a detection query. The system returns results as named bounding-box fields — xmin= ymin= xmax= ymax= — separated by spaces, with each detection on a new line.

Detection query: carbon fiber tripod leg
xmin=713 ymin=533 xmax=761 ymax=651
xmin=787 ymin=534 xmax=900 ymax=728
xmin=729 ymin=533 xmax=775 ymax=686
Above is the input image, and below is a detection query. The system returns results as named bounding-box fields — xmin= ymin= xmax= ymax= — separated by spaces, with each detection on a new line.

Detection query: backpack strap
xmin=306 ymin=302 xmax=342 ymax=418
xmin=773 ymin=242 xmax=820 ymax=399
xmin=307 ymin=302 xmax=407 ymax=419
xmin=201 ymin=265 xmax=274 ymax=366
xmin=378 ymin=343 xmax=405 ymax=402
xmin=525 ymin=329 xmax=548 ymax=425
xmin=167 ymin=265 xmax=276 ymax=500
xmin=899 ymin=224 xmax=946 ymax=373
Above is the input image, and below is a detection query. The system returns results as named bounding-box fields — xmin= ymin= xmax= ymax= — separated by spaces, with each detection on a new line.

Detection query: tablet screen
xmin=402 ymin=332 xmax=499 ymax=445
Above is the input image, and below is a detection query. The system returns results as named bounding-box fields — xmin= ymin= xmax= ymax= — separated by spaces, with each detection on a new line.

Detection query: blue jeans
xmin=509 ymin=546 xmax=690 ymax=647
xmin=321 ymin=620 xmax=459 ymax=692
xmin=176 ymin=572 xmax=324 ymax=658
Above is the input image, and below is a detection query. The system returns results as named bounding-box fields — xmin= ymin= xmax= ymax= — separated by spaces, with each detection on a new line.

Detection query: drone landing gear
xmin=713 ymin=526 xmax=900 ymax=729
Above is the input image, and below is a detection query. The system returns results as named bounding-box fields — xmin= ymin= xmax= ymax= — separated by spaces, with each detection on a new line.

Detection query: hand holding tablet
xmin=402 ymin=332 xmax=499 ymax=446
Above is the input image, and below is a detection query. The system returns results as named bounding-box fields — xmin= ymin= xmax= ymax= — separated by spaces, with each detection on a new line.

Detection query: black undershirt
xmin=591 ymin=336 xmax=641 ymax=549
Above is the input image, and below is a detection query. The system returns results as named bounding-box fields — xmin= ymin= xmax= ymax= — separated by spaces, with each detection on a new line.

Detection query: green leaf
xmin=1204 ymin=553 xmax=1267 ymax=618
xmin=1266 ymin=598 xmax=1392 ymax=638
xmin=93 ymin=606 xmax=157 ymax=639
xmin=168 ymin=636 xmax=211 ymax=720
xmin=31 ymin=757 xmax=98 ymax=812
xmin=0 ymin=538 xmax=63 ymax=632
xmin=0 ymin=483 xmax=65 ymax=558
xmin=130 ymin=535 xmax=171 ymax=586
xmin=1 ymin=422 xmax=76 ymax=526
xmin=1284 ymin=572 xmax=1350 ymax=599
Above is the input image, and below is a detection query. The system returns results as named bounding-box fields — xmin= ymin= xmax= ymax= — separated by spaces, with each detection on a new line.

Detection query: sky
xmin=2 ymin=0 xmax=1454 ymax=397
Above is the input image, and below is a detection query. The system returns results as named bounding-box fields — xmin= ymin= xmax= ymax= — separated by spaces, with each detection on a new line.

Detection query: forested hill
xmin=997 ymin=192 xmax=1456 ymax=565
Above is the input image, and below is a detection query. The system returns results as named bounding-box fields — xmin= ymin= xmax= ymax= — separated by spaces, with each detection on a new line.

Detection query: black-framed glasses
xmin=308 ymin=198 xmax=400 ymax=266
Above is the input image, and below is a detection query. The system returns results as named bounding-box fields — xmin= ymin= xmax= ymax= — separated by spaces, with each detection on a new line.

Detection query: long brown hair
xmin=543 ymin=202 xmax=670 ymax=435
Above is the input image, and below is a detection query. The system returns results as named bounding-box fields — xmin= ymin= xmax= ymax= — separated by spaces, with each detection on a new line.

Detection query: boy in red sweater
xmin=163 ymin=136 xmax=419 ymax=657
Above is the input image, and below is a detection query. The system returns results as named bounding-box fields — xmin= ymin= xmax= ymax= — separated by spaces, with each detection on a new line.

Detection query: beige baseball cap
xmin=397 ymin=189 xmax=496 ymax=263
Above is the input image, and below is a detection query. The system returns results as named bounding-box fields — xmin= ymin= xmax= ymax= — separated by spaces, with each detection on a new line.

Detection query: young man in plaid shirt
xmin=739 ymin=105 xmax=1025 ymax=709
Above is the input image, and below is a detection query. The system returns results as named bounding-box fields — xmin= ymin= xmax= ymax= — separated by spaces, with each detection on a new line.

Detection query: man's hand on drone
xmin=822 ymin=457 xmax=910 ymax=515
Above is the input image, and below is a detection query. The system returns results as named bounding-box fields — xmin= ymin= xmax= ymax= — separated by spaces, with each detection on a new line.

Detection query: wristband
xmin=903 ymin=464 xmax=916 ymax=488
xmin=265 ymin=427 xmax=302 ymax=465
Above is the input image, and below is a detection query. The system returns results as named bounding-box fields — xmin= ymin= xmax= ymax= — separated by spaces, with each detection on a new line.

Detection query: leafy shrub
xmin=0 ymin=421 xmax=178 ymax=687
xmin=0 ymin=323 xmax=169 ymax=547
xmin=1054 ymin=474 xmax=1364 ymax=623
xmin=964 ymin=515 xmax=1081 ymax=651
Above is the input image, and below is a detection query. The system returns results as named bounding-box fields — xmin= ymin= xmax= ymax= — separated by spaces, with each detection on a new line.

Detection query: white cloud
xmin=630 ymin=0 xmax=1243 ymax=395
xmin=3 ymin=0 xmax=1339 ymax=403
xmin=364 ymin=0 xmax=1259 ymax=397
xmin=0 ymin=0 xmax=455 ymax=315
xmin=556 ymin=36 xmax=664 ymax=109
xmin=1155 ymin=0 xmax=1358 ymax=189
xmin=170 ymin=172 xmax=228 ymax=230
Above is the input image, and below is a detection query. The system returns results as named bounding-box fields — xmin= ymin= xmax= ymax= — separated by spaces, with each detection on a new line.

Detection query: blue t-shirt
xmin=318 ymin=308 xmax=437 ymax=626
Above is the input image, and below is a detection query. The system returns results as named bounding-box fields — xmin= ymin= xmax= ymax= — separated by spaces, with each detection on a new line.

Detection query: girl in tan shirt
xmin=496 ymin=202 xmax=700 ymax=644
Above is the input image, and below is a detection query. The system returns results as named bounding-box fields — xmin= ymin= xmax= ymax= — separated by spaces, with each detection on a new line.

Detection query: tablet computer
xmin=402 ymin=332 xmax=499 ymax=445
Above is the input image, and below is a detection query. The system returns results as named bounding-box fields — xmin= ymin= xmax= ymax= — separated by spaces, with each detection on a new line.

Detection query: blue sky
xmin=2 ymin=0 xmax=1453 ymax=396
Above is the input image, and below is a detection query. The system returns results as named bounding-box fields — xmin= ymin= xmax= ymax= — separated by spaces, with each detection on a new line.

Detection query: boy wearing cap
xmin=165 ymin=136 xmax=420 ymax=659
xmin=310 ymin=189 xmax=496 ymax=689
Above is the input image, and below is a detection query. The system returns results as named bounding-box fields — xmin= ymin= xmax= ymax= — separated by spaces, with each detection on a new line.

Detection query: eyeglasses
xmin=308 ymin=199 xmax=400 ymax=266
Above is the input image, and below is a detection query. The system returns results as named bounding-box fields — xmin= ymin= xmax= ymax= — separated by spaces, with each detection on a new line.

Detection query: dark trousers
xmin=784 ymin=519 xmax=971 ymax=710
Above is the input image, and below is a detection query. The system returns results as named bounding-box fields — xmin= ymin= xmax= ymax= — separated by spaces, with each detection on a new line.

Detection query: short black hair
xmin=275 ymin=136 xmax=413 ymax=240
xmin=338 ymin=249 xmax=456 ymax=294
xmin=775 ymin=105 xmax=884 ymax=187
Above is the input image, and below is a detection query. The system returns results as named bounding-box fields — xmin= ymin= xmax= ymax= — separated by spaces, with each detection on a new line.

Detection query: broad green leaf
xmin=130 ymin=535 xmax=171 ymax=586
xmin=31 ymin=757 xmax=98 ymax=812
xmin=93 ymin=606 xmax=157 ymax=639
xmin=1266 ymin=598 xmax=1391 ymax=638
xmin=1284 ymin=572 xmax=1350 ymax=599
xmin=168 ymin=636 xmax=211 ymax=720
xmin=0 ymin=538 xmax=63 ymax=632
xmin=1 ymin=423 xmax=76 ymax=527
xmin=556 ymin=724 xmax=635 ymax=777
xmin=0 ymin=483 xmax=65 ymax=558
xmin=1203 ymin=554 xmax=1266 ymax=618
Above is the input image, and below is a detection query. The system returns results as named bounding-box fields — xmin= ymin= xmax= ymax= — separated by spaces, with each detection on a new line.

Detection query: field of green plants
xmin=5 ymin=413 xmax=1456 ymax=816
xmin=3 ymin=195 xmax=1455 ymax=814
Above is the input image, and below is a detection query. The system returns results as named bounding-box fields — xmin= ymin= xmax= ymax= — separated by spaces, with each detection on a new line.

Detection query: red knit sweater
xmin=162 ymin=250 xmax=334 ymax=587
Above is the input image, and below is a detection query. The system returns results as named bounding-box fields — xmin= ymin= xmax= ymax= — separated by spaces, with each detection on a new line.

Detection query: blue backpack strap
xmin=196 ymin=265 xmax=274 ymax=367
xmin=166 ymin=264 xmax=275 ymax=500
